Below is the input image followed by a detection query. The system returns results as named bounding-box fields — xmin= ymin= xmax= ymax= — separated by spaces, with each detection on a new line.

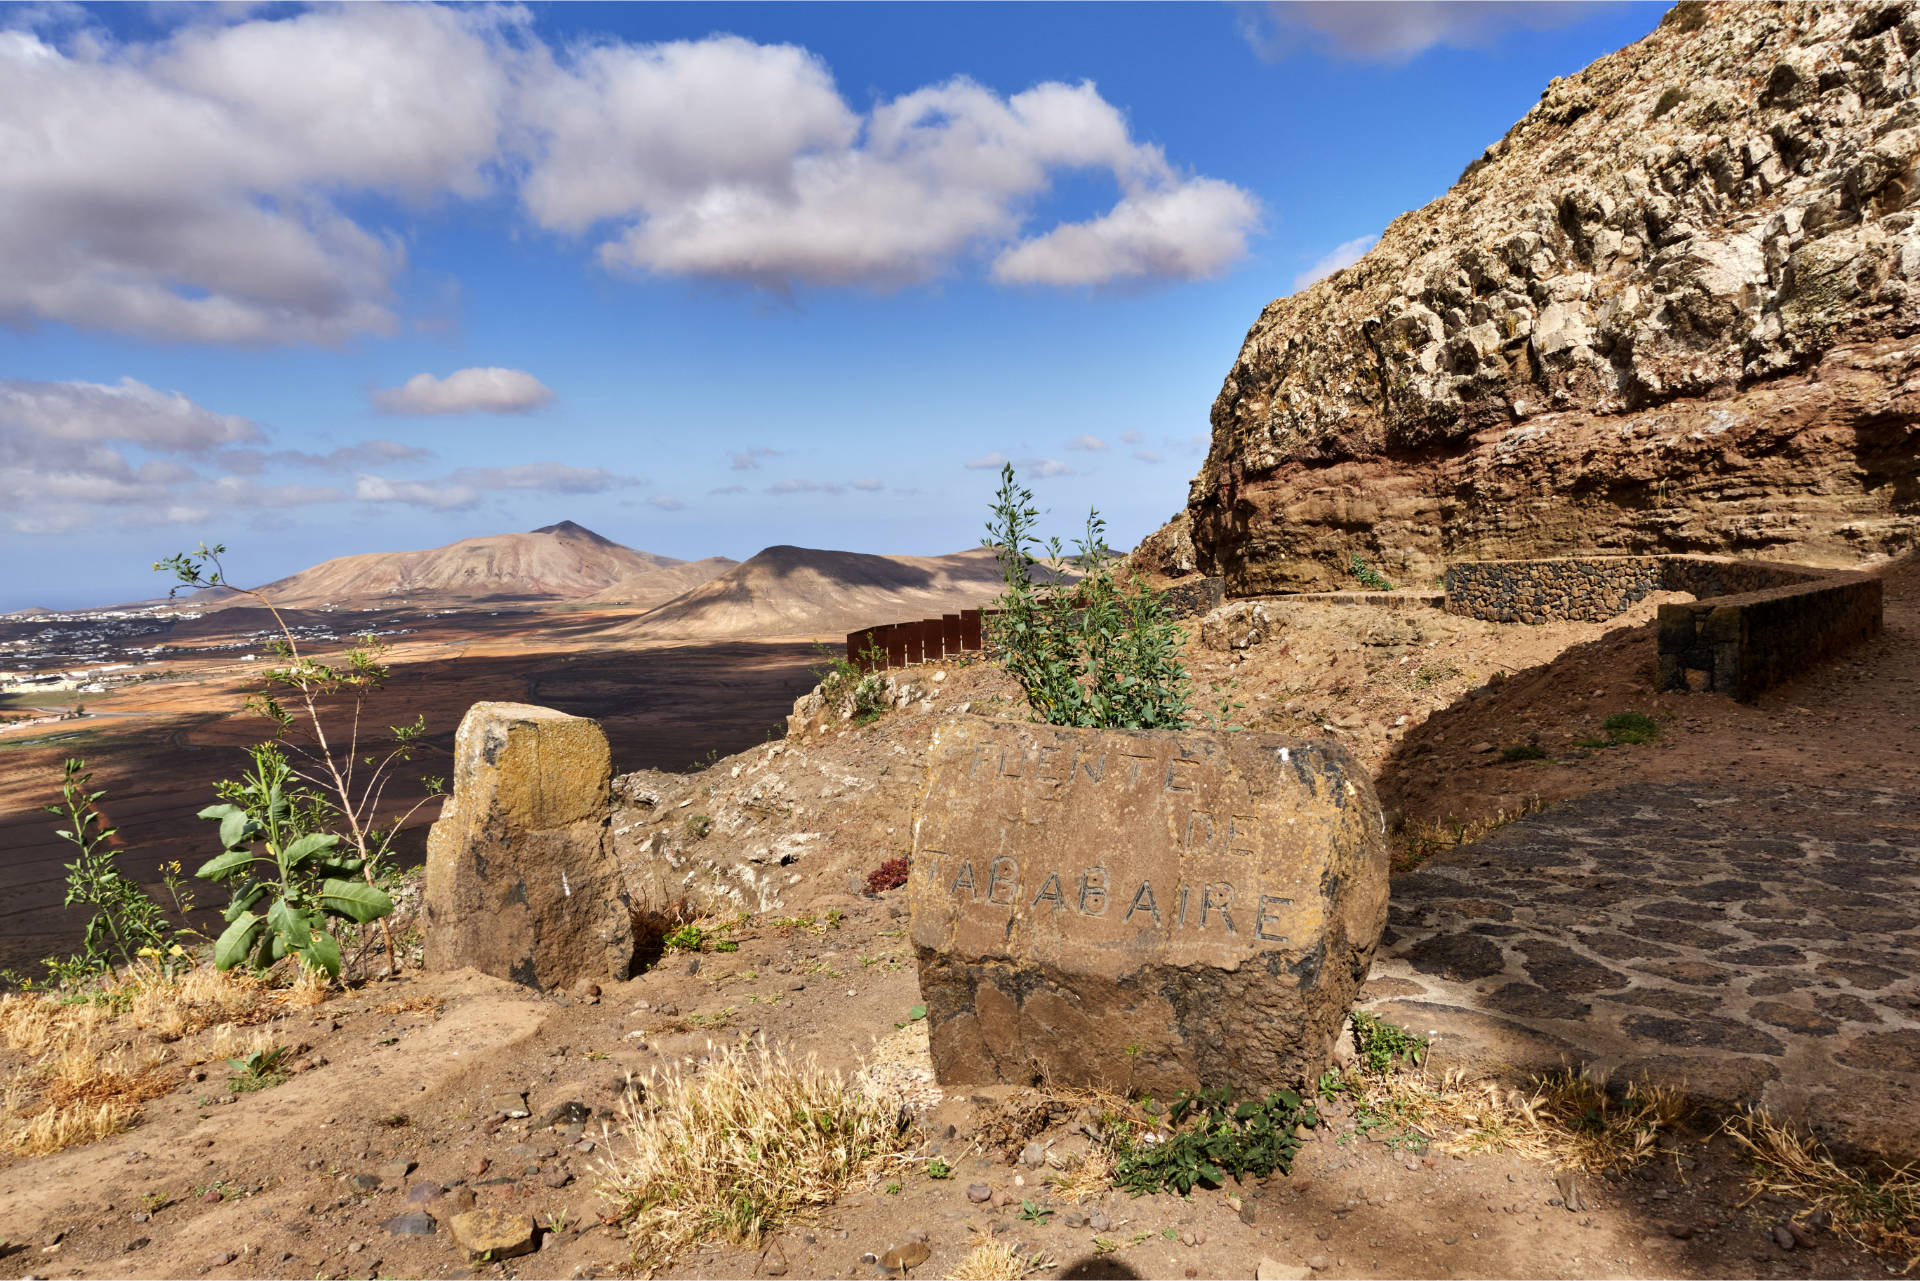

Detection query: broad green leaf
xmin=218 ymin=809 xmax=249 ymax=850
xmin=301 ymin=931 xmax=341 ymax=980
xmin=283 ymin=832 xmax=340 ymax=868
xmin=267 ymin=897 xmax=312 ymax=952
xmin=214 ymin=912 xmax=263 ymax=970
xmin=319 ymin=878 xmax=393 ymax=924
xmin=198 ymin=803 xmax=240 ymax=820
xmin=196 ymin=848 xmax=254 ymax=881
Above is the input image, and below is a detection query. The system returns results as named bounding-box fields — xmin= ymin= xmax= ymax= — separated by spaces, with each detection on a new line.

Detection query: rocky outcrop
xmin=1191 ymin=2 xmax=1920 ymax=593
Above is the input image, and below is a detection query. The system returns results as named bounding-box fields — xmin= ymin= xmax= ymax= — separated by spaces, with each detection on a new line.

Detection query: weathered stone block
xmin=909 ymin=720 xmax=1389 ymax=1097
xmin=425 ymin=702 xmax=635 ymax=990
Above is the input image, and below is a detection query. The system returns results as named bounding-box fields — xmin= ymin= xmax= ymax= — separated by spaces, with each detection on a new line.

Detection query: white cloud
xmin=849 ymin=477 xmax=884 ymax=492
xmin=1132 ymin=448 xmax=1163 ymax=464
xmin=1293 ymin=234 xmax=1377 ymax=292
xmin=354 ymin=474 xmax=478 ymax=510
xmin=1119 ymin=429 xmax=1144 ymax=445
xmin=992 ymin=179 xmax=1259 ymax=287
xmin=1241 ymin=2 xmax=1610 ymax=65
xmin=1030 ymin=459 xmax=1074 ymax=478
xmin=1066 ymin=434 xmax=1107 ymax=451
xmin=646 ymin=495 xmax=685 ymax=511
xmin=0 ymin=6 xmax=519 ymax=343
xmin=0 ymin=376 xmax=262 ymax=452
xmin=3 ymin=13 xmax=1256 ymax=344
xmin=371 ymin=367 xmax=555 ymax=415
xmin=525 ymin=57 xmax=1256 ymax=288
xmin=707 ymin=483 xmax=748 ymax=496
xmin=965 ymin=451 xmax=1010 ymax=470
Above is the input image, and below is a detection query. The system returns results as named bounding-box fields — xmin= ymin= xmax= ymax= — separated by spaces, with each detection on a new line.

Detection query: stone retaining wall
xmin=1439 ymin=553 xmax=1882 ymax=701
xmin=1657 ymin=569 xmax=1883 ymax=699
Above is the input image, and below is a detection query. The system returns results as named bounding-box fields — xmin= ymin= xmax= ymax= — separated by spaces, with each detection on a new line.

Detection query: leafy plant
xmin=195 ymin=743 xmax=394 ymax=980
xmin=660 ymin=919 xmax=739 ymax=954
xmin=927 ymin=1157 xmax=952 ymax=1179
xmin=864 ymin=857 xmax=909 ymax=894
xmin=1018 ymin=1199 xmax=1053 ymax=1224
xmin=158 ymin=543 xmax=441 ymax=982
xmin=1114 ymin=1086 xmax=1316 ymax=1196
xmin=1602 ymin=711 xmax=1659 ymax=745
xmin=1351 ymin=1011 xmax=1428 ymax=1076
xmin=685 ymin=813 xmax=713 ymax=839
xmin=983 ymin=463 xmax=1190 ymax=730
xmin=1349 ymin=554 xmax=1394 ymax=592
xmin=42 ymin=759 xmax=184 ymax=981
xmin=225 ymin=1045 xmax=291 ymax=1092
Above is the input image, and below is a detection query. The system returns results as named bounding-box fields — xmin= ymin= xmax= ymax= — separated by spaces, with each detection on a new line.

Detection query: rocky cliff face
xmin=1191 ymin=1 xmax=1920 ymax=594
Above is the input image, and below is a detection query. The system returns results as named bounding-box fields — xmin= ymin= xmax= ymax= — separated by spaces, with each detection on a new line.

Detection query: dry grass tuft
xmin=128 ymin=966 xmax=262 ymax=1040
xmin=3 ymin=1096 xmax=138 ymax=1156
xmin=948 ymin=1241 xmax=1050 ymax=1281
xmin=1335 ymin=1064 xmax=1688 ymax=1173
xmin=595 ymin=1036 xmax=911 ymax=1269
xmin=0 ymin=992 xmax=109 ymax=1056
xmin=1725 ymin=1108 xmax=1920 ymax=1266
xmin=1395 ymin=796 xmax=1548 ymax=873
xmin=1047 ymin=1144 xmax=1114 ymax=1204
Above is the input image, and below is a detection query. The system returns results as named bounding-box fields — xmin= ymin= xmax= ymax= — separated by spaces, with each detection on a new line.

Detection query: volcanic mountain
xmin=610 ymin=544 xmax=1009 ymax=639
xmin=241 ymin=521 xmax=734 ymax=609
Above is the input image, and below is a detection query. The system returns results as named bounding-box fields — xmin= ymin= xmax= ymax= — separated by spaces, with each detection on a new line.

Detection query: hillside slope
xmin=1190 ymin=1 xmax=1920 ymax=592
xmin=610 ymin=544 xmax=1006 ymax=639
xmin=246 ymin=521 xmax=732 ymax=609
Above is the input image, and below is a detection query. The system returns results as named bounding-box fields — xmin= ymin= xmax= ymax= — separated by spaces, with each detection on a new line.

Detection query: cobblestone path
xmin=1366 ymin=781 xmax=1920 ymax=1161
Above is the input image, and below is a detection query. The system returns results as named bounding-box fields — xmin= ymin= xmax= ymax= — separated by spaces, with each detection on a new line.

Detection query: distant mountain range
xmin=133 ymin=524 xmax=1011 ymax=639
xmin=240 ymin=520 xmax=736 ymax=610
xmin=612 ymin=544 xmax=1007 ymax=639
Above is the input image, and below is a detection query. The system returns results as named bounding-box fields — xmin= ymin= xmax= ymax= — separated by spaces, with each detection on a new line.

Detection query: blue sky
xmin=0 ymin=1 xmax=1665 ymax=610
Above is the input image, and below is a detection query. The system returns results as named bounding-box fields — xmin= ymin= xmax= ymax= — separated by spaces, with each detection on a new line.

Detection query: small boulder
xmin=382 ymin=1212 xmax=437 ymax=1237
xmin=448 ymin=1208 xmax=537 ymax=1261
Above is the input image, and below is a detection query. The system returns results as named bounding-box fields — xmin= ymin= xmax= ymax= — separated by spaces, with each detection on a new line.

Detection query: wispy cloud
xmin=1293 ymin=234 xmax=1377 ymax=292
xmin=765 ymin=477 xmax=886 ymax=496
xmin=964 ymin=451 xmax=1010 ymax=470
xmin=728 ymin=447 xmax=780 ymax=471
xmin=647 ymin=494 xmax=685 ymax=511
xmin=1066 ymin=434 xmax=1107 ymax=452
xmin=1132 ymin=448 xmax=1163 ymax=464
xmin=1240 ymin=1 xmax=1611 ymax=65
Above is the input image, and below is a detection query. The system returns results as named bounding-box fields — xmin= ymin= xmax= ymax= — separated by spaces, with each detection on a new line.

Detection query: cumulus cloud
xmin=353 ymin=474 xmax=476 ymax=511
xmin=1 ymin=377 xmax=262 ymax=452
xmin=1029 ymin=458 xmax=1074 ymax=478
xmin=992 ymin=179 xmax=1259 ymax=286
xmin=370 ymin=367 xmax=555 ymax=415
xmin=1241 ymin=2 xmax=1610 ymax=65
xmin=1119 ymin=429 xmax=1144 ymax=445
xmin=964 ymin=451 xmax=1010 ymax=470
xmin=220 ymin=438 xmax=435 ymax=474
xmin=0 ymin=6 xmax=518 ymax=343
xmin=1065 ymin=434 xmax=1107 ymax=451
xmin=3 ymin=12 xmax=1256 ymax=344
xmin=646 ymin=494 xmax=685 ymax=511
xmin=1293 ymin=234 xmax=1378 ymax=291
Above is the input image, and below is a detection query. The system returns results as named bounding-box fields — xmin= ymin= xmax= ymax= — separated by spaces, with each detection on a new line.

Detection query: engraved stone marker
xmin=910 ymin=719 xmax=1389 ymax=1096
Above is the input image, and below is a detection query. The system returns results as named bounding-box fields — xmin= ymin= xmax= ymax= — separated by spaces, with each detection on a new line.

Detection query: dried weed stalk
xmin=1724 ymin=1108 xmax=1920 ymax=1267
xmin=595 ymin=1036 xmax=911 ymax=1269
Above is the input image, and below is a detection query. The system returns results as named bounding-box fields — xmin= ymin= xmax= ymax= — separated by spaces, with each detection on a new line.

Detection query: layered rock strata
xmin=1190 ymin=2 xmax=1920 ymax=593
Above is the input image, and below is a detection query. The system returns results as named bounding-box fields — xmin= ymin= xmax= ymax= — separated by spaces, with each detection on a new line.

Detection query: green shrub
xmin=1603 ymin=711 xmax=1660 ymax=744
xmin=811 ymin=641 xmax=889 ymax=726
xmin=983 ymin=464 xmax=1190 ymax=730
xmin=1349 ymin=554 xmax=1394 ymax=592
xmin=40 ymin=759 xmax=187 ymax=985
xmin=1501 ymin=744 xmax=1548 ymax=762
